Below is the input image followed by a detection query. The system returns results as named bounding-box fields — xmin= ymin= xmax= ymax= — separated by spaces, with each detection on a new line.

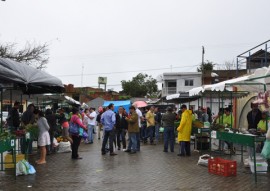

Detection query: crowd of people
xmin=6 ymin=99 xmax=267 ymax=165
xmin=5 ymin=101 xmax=196 ymax=163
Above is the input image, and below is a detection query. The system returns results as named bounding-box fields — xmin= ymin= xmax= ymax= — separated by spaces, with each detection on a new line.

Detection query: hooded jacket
xmin=177 ymin=109 xmax=192 ymax=142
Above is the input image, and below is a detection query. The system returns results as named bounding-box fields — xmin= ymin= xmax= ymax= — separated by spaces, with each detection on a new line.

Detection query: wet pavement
xmin=1 ymin=138 xmax=270 ymax=191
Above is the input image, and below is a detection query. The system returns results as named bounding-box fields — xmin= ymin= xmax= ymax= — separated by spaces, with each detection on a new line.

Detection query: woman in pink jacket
xmin=70 ymin=108 xmax=87 ymax=160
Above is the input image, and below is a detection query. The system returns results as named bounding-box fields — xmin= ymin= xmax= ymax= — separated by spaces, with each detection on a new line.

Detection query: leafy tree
xmin=121 ymin=73 xmax=158 ymax=97
xmin=197 ymin=60 xmax=215 ymax=72
xmin=0 ymin=41 xmax=49 ymax=69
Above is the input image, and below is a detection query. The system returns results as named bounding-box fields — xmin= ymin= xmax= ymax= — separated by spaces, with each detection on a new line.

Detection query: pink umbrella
xmin=133 ymin=101 xmax=148 ymax=108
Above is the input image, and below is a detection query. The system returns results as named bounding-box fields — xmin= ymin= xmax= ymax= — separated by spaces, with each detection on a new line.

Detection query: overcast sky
xmin=0 ymin=0 xmax=269 ymax=91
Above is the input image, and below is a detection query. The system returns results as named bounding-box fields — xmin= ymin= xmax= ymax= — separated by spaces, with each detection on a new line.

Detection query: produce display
xmin=0 ymin=131 xmax=15 ymax=141
xmin=210 ymin=124 xmax=225 ymax=131
xmin=193 ymin=120 xmax=204 ymax=128
xmin=25 ymin=124 xmax=39 ymax=140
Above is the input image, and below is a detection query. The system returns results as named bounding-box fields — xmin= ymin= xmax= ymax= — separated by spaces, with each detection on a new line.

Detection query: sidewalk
xmin=1 ymin=139 xmax=270 ymax=191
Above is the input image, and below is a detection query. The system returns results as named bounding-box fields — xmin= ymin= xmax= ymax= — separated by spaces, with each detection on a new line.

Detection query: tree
xmin=197 ymin=60 xmax=215 ymax=72
xmin=217 ymin=60 xmax=236 ymax=70
xmin=0 ymin=41 xmax=49 ymax=69
xmin=121 ymin=73 xmax=158 ymax=97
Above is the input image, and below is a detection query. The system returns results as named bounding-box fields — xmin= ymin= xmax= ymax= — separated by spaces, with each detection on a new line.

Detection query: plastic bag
xmin=82 ymin=130 xmax=88 ymax=139
xmin=58 ymin=141 xmax=72 ymax=153
xmin=197 ymin=154 xmax=210 ymax=166
xmin=16 ymin=159 xmax=29 ymax=176
xmin=261 ymin=140 xmax=270 ymax=159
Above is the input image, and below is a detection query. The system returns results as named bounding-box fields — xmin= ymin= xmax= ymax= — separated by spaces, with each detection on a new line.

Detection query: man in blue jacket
xmin=101 ymin=103 xmax=117 ymax=156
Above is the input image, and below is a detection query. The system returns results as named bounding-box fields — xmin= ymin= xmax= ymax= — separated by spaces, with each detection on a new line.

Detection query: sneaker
xmin=110 ymin=152 xmax=117 ymax=156
xmin=129 ymin=151 xmax=136 ymax=154
xmin=124 ymin=149 xmax=131 ymax=152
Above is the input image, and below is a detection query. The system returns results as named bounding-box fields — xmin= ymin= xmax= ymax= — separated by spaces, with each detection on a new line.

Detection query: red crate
xmin=208 ymin=157 xmax=237 ymax=177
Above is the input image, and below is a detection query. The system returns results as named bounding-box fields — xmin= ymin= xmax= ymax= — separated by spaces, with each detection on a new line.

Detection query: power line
xmin=56 ymin=65 xmax=199 ymax=77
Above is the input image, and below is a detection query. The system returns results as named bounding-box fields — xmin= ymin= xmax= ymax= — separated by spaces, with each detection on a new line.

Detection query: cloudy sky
xmin=0 ymin=0 xmax=269 ymax=91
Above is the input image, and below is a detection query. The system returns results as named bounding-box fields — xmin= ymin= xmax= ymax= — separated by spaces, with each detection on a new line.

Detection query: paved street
xmin=1 ymin=139 xmax=270 ymax=191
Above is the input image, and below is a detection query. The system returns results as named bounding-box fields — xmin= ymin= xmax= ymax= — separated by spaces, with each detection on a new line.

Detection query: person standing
xmin=177 ymin=105 xmax=192 ymax=156
xmin=201 ymin=108 xmax=209 ymax=122
xmin=125 ymin=106 xmax=139 ymax=154
xmin=58 ymin=108 xmax=73 ymax=143
xmin=101 ymin=103 xmax=117 ymax=156
xmin=21 ymin=104 xmax=35 ymax=154
xmin=161 ymin=107 xmax=176 ymax=152
xmin=145 ymin=106 xmax=155 ymax=145
xmin=70 ymin=108 xmax=87 ymax=160
xmin=36 ymin=111 xmax=51 ymax=164
xmin=96 ymin=107 xmax=104 ymax=140
xmin=7 ymin=101 xmax=20 ymax=133
xmin=133 ymin=103 xmax=144 ymax=151
xmin=154 ymin=107 xmax=162 ymax=144
xmin=45 ymin=109 xmax=57 ymax=154
xmin=115 ymin=106 xmax=128 ymax=150
xmin=247 ymin=103 xmax=262 ymax=130
xmin=84 ymin=108 xmax=97 ymax=144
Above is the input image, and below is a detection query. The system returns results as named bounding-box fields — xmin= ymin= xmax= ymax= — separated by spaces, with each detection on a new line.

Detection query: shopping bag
xmin=261 ymin=140 xmax=270 ymax=159
xmin=16 ymin=159 xmax=29 ymax=176
xmin=82 ymin=130 xmax=88 ymax=139
xmin=69 ymin=122 xmax=79 ymax=135
xmin=197 ymin=154 xmax=210 ymax=166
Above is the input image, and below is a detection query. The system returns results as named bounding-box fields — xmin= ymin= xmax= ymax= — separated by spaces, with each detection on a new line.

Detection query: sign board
xmin=98 ymin=77 xmax=107 ymax=84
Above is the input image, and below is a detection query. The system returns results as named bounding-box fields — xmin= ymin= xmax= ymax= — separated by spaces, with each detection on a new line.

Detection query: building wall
xmin=162 ymin=72 xmax=202 ymax=97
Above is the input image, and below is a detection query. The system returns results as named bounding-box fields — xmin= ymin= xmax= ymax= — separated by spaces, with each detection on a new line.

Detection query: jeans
xmin=145 ymin=126 xmax=155 ymax=143
xmin=179 ymin=141 xmax=191 ymax=156
xmin=164 ymin=126 xmax=175 ymax=152
xmin=71 ymin=135 xmax=82 ymax=158
xmin=141 ymin=125 xmax=147 ymax=140
xmin=101 ymin=130 xmax=115 ymax=153
xmin=128 ymin=133 xmax=137 ymax=152
xmin=87 ymin=124 xmax=95 ymax=142
xmin=116 ymin=129 xmax=126 ymax=149
xmin=155 ymin=124 xmax=160 ymax=142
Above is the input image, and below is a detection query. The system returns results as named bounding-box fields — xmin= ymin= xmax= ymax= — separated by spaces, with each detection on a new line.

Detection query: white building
xmin=162 ymin=72 xmax=202 ymax=97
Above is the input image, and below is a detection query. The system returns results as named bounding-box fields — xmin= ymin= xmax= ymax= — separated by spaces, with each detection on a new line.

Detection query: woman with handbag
xmin=70 ymin=108 xmax=87 ymax=160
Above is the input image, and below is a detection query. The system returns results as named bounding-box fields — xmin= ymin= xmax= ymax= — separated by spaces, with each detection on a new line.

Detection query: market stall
xmin=0 ymin=58 xmax=64 ymax=176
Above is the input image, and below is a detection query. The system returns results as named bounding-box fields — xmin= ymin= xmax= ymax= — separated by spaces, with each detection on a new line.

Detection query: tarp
xmin=103 ymin=100 xmax=131 ymax=113
xmin=188 ymin=75 xmax=250 ymax=96
xmin=0 ymin=58 xmax=64 ymax=94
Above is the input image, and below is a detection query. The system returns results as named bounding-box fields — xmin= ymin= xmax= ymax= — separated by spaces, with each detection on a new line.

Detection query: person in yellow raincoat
xmin=177 ymin=104 xmax=192 ymax=156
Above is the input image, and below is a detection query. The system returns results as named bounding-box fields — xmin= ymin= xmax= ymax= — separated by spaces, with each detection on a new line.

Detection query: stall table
xmin=0 ymin=137 xmax=16 ymax=178
xmin=211 ymin=131 xmax=266 ymax=182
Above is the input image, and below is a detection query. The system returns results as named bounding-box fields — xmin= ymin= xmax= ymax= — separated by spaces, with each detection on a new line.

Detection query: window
xmin=185 ymin=79 xmax=194 ymax=86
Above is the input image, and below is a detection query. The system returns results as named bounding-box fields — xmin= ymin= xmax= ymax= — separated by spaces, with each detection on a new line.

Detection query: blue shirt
xmin=101 ymin=109 xmax=116 ymax=131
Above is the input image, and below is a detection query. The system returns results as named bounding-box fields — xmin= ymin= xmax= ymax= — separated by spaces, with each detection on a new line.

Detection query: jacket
xmin=161 ymin=112 xmax=175 ymax=127
xmin=115 ymin=113 xmax=128 ymax=130
xmin=126 ymin=112 xmax=139 ymax=133
xmin=7 ymin=107 xmax=20 ymax=127
xmin=247 ymin=110 xmax=262 ymax=130
xmin=177 ymin=109 xmax=192 ymax=142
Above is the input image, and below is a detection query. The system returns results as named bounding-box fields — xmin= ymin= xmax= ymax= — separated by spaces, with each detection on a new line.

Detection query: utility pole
xmin=202 ymin=46 xmax=205 ymax=85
